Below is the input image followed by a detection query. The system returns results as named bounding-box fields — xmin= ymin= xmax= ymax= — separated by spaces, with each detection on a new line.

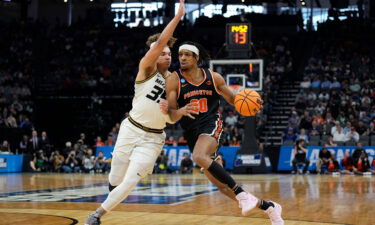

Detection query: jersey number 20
xmin=190 ymin=98 xmax=208 ymax=113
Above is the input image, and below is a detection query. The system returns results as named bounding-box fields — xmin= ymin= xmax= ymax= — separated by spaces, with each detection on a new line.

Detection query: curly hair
xmin=146 ymin=33 xmax=177 ymax=48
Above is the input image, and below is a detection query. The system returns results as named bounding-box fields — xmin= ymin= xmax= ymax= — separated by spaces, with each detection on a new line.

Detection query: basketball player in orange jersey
xmin=85 ymin=1 xmax=197 ymax=224
xmin=164 ymin=41 xmax=284 ymax=224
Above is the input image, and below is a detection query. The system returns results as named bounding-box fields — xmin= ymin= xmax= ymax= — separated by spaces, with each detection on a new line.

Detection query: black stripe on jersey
xmin=135 ymin=71 xmax=158 ymax=84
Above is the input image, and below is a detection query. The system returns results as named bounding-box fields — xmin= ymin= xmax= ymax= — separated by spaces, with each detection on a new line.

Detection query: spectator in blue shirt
xmin=321 ymin=78 xmax=331 ymax=90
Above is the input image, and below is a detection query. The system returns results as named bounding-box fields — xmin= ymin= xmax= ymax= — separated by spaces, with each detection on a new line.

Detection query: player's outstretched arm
xmin=138 ymin=0 xmax=185 ymax=74
xmin=212 ymin=72 xmax=235 ymax=105
xmin=165 ymin=72 xmax=198 ymax=122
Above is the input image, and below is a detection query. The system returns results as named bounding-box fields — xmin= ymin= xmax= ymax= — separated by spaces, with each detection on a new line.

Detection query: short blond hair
xmin=146 ymin=33 xmax=177 ymax=48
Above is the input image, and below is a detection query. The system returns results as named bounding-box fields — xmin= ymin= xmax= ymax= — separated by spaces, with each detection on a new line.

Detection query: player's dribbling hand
xmin=179 ymin=102 xmax=199 ymax=119
xmin=159 ymin=99 xmax=169 ymax=115
xmin=176 ymin=0 xmax=185 ymax=17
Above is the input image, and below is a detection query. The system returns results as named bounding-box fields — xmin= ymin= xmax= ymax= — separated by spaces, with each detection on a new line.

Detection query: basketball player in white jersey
xmin=84 ymin=1 xmax=197 ymax=224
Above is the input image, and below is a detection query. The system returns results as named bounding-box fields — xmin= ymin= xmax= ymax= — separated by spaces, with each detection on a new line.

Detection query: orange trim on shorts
xmin=212 ymin=117 xmax=223 ymax=140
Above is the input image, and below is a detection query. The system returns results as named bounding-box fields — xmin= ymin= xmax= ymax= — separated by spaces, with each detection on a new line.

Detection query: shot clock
xmin=226 ymin=23 xmax=251 ymax=50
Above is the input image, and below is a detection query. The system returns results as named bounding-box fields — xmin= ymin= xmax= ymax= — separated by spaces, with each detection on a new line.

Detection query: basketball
xmin=234 ymin=89 xmax=262 ymax=116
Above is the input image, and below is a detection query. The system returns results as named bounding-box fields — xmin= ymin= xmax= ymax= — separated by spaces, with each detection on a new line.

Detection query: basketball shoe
xmin=84 ymin=213 xmax=101 ymax=225
xmin=265 ymin=201 xmax=284 ymax=225
xmin=236 ymin=192 xmax=258 ymax=216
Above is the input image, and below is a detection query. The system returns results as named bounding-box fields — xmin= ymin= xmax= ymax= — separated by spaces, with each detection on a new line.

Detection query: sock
xmin=93 ymin=208 xmax=105 ymax=218
xmin=109 ymin=183 xmax=117 ymax=192
xmin=207 ymin=161 xmax=244 ymax=195
xmin=259 ymin=200 xmax=275 ymax=210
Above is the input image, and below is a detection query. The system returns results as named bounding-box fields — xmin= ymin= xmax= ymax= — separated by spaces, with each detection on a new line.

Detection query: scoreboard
xmin=226 ymin=23 xmax=251 ymax=50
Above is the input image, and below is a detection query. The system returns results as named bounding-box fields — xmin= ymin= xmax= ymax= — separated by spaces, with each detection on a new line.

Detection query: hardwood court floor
xmin=0 ymin=173 xmax=373 ymax=225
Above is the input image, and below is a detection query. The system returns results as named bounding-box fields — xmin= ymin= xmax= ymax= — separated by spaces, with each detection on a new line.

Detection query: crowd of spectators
xmin=284 ymin=21 xmax=375 ymax=147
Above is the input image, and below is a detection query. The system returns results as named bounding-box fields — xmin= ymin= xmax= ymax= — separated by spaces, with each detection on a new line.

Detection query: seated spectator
xmin=288 ymin=111 xmax=300 ymax=127
xmin=341 ymin=152 xmax=356 ymax=175
xmin=326 ymin=152 xmax=339 ymax=173
xmin=299 ymin=112 xmax=312 ymax=131
xmin=94 ymin=151 xmax=110 ymax=173
xmin=356 ymin=120 xmax=369 ymax=136
xmin=62 ymin=150 xmax=81 ymax=173
xmin=165 ymin=136 xmax=177 ymax=146
xmin=296 ymin=128 xmax=309 ymax=143
xmin=310 ymin=76 xmax=321 ymax=92
xmin=180 ymin=153 xmax=193 ymax=174
xmin=317 ymin=147 xmax=331 ymax=174
xmin=320 ymin=78 xmax=331 ymax=90
xmin=355 ymin=152 xmax=375 ymax=175
xmin=300 ymin=77 xmax=311 ymax=91
xmin=284 ymin=122 xmax=297 ymax=134
xmin=155 ymin=150 xmax=168 ymax=174
xmin=330 ymin=77 xmax=341 ymax=90
xmin=224 ymin=111 xmax=237 ymax=128
xmin=318 ymin=91 xmax=330 ymax=102
xmin=291 ymin=140 xmax=310 ymax=174
xmin=283 ymin=128 xmax=296 ymax=143
xmin=177 ymin=136 xmax=187 ymax=146
xmin=30 ymin=150 xmax=48 ymax=172
xmin=345 ymin=127 xmax=359 ymax=143
xmin=95 ymin=136 xmax=105 ymax=147
xmin=49 ymin=150 xmax=65 ymax=172
xmin=312 ymin=113 xmax=324 ymax=125
xmin=0 ymin=140 xmax=12 ymax=154
xmin=342 ymin=121 xmax=352 ymax=134
xmin=105 ymin=135 xmax=114 ymax=146
xmin=332 ymin=126 xmax=346 ymax=143
xmin=82 ymin=148 xmax=95 ymax=173
xmin=230 ymin=136 xmax=241 ymax=146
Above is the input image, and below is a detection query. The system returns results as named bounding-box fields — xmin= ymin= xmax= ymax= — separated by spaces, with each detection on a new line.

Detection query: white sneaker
xmin=235 ymin=192 xmax=258 ymax=216
xmin=265 ymin=201 xmax=284 ymax=225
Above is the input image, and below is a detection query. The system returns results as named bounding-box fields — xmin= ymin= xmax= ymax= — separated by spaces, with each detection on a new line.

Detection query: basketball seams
xmin=234 ymin=89 xmax=261 ymax=116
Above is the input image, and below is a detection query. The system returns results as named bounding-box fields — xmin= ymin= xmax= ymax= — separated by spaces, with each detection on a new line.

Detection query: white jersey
xmin=129 ymin=71 xmax=168 ymax=130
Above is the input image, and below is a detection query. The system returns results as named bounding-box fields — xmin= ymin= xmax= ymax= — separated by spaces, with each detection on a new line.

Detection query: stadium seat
xmin=358 ymin=136 xmax=370 ymax=146
xmin=345 ymin=141 xmax=356 ymax=146
xmin=283 ymin=140 xmax=294 ymax=146
xmin=370 ymin=135 xmax=375 ymax=145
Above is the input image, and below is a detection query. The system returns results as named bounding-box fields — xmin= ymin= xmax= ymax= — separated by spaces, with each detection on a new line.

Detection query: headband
xmin=179 ymin=44 xmax=199 ymax=56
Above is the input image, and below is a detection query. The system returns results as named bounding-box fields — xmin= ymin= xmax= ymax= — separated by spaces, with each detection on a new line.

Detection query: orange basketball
xmin=234 ymin=89 xmax=262 ymax=116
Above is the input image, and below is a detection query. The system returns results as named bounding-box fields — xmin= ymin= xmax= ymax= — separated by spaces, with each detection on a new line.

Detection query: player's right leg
xmin=193 ymin=135 xmax=284 ymax=224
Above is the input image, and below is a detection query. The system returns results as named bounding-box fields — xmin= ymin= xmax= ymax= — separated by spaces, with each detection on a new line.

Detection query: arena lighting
xmin=64 ymin=0 xmax=67 ymax=3
xmin=241 ymin=0 xmax=245 ymax=2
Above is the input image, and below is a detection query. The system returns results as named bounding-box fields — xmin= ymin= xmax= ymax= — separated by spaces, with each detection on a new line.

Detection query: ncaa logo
xmin=181 ymin=78 xmax=186 ymax=84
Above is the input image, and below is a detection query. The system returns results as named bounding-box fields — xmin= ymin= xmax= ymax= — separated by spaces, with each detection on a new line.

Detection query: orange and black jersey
xmin=175 ymin=68 xmax=222 ymax=131
xmin=174 ymin=68 xmax=223 ymax=151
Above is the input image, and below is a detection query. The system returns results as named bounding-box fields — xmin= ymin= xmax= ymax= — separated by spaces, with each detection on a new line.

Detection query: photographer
xmin=30 ymin=150 xmax=48 ymax=172
xmin=49 ymin=150 xmax=65 ymax=172
xmin=62 ymin=150 xmax=81 ymax=173
xmin=291 ymin=140 xmax=310 ymax=174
